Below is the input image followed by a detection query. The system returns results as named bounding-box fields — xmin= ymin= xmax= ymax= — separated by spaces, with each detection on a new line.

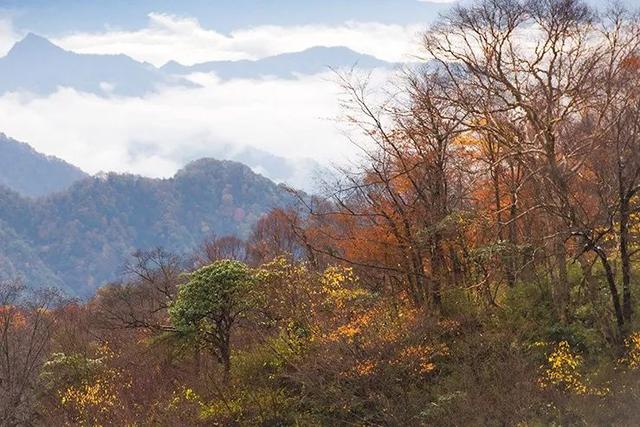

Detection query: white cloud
xmin=0 ymin=71 xmax=383 ymax=188
xmin=0 ymin=12 xmax=416 ymax=189
xmin=0 ymin=14 xmax=19 ymax=56
xmin=52 ymin=13 xmax=425 ymax=66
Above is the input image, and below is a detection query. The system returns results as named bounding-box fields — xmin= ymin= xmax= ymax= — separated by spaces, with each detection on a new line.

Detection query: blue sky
xmin=2 ymin=0 xmax=620 ymax=36
xmin=2 ymin=0 xmax=452 ymax=34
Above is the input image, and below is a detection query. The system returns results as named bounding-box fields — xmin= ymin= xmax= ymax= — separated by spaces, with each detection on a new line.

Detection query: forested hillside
xmin=0 ymin=134 xmax=87 ymax=198
xmin=2 ymin=0 xmax=640 ymax=425
xmin=0 ymin=158 xmax=293 ymax=296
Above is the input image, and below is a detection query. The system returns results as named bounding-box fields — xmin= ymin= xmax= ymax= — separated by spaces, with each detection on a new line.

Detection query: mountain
xmin=0 ymin=133 xmax=87 ymax=198
xmin=199 ymin=144 xmax=327 ymax=191
xmin=0 ymin=33 xmax=194 ymax=96
xmin=0 ymin=36 xmax=394 ymax=96
xmin=161 ymin=46 xmax=394 ymax=79
xmin=0 ymin=157 xmax=296 ymax=296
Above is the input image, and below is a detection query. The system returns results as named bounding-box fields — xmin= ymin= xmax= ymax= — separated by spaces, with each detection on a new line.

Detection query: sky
xmin=0 ymin=1 xmax=454 ymax=34
xmin=0 ymin=0 xmax=623 ymax=190
xmin=0 ymin=1 xmax=458 ymax=63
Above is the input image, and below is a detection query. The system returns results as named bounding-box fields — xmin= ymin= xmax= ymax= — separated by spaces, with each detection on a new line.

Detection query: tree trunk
xmin=220 ymin=339 xmax=231 ymax=386
xmin=216 ymin=320 xmax=232 ymax=386
xmin=620 ymin=196 xmax=633 ymax=323
xmin=430 ymin=235 xmax=445 ymax=311
xmin=505 ymin=191 xmax=519 ymax=287
xmin=594 ymin=247 xmax=625 ymax=337
xmin=554 ymin=234 xmax=570 ymax=323
xmin=578 ymin=257 xmax=617 ymax=343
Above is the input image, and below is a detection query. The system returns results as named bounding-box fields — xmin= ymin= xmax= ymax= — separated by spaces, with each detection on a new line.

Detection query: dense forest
xmin=0 ymin=158 xmax=293 ymax=296
xmin=3 ymin=0 xmax=640 ymax=424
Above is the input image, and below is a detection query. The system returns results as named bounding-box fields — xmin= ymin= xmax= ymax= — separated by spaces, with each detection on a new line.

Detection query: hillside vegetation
xmin=0 ymin=159 xmax=293 ymax=296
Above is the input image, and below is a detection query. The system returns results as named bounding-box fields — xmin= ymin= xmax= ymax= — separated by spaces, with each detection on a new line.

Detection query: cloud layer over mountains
xmin=52 ymin=13 xmax=424 ymax=66
xmin=0 ymin=31 xmax=399 ymax=191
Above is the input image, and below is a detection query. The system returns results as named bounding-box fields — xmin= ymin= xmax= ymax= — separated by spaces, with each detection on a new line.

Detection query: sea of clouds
xmin=0 ymin=12 xmax=421 ymax=191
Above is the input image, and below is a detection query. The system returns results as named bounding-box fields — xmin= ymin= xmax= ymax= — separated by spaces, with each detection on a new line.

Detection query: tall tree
xmin=169 ymin=260 xmax=256 ymax=384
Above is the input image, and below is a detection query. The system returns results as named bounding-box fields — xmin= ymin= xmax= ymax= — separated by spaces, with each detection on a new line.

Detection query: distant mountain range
xmin=0 ymin=134 xmax=87 ymax=198
xmin=0 ymin=137 xmax=296 ymax=296
xmin=204 ymin=144 xmax=327 ymax=192
xmin=161 ymin=46 xmax=393 ymax=79
xmin=0 ymin=33 xmax=194 ymax=96
xmin=0 ymin=33 xmax=396 ymax=97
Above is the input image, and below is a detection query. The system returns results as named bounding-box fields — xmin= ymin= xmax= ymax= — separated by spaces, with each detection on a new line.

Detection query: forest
xmin=0 ymin=158 xmax=293 ymax=296
xmin=2 ymin=0 xmax=640 ymax=425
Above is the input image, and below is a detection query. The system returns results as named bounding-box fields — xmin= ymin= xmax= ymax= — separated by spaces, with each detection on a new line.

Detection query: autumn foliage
xmin=3 ymin=0 xmax=640 ymax=424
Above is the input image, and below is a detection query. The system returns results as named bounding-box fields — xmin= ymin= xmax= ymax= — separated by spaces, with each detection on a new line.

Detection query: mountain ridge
xmin=0 ymin=34 xmax=395 ymax=96
xmin=0 ymin=133 xmax=88 ymax=198
xmin=0 ymin=150 xmax=297 ymax=296
xmin=0 ymin=33 xmax=195 ymax=96
xmin=161 ymin=45 xmax=394 ymax=79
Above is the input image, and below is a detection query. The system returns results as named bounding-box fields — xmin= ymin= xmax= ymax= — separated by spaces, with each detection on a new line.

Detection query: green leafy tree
xmin=169 ymin=260 xmax=256 ymax=384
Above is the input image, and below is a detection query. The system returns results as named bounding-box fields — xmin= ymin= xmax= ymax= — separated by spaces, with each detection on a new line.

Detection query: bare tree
xmin=93 ymin=249 xmax=183 ymax=332
xmin=0 ymin=282 xmax=65 ymax=425
xmin=422 ymin=0 xmax=640 ymax=335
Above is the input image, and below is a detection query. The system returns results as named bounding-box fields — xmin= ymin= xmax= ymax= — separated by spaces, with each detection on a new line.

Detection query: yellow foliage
xmin=321 ymin=265 xmax=369 ymax=310
xmin=352 ymin=359 xmax=377 ymax=377
xmin=393 ymin=343 xmax=447 ymax=375
xmin=619 ymin=332 xmax=640 ymax=369
xmin=327 ymin=310 xmax=374 ymax=342
xmin=61 ymin=379 xmax=118 ymax=412
xmin=168 ymin=386 xmax=205 ymax=409
xmin=58 ymin=344 xmax=129 ymax=425
xmin=539 ymin=341 xmax=588 ymax=394
xmin=326 ymin=299 xmax=421 ymax=346
xmin=538 ymin=341 xmax=609 ymax=396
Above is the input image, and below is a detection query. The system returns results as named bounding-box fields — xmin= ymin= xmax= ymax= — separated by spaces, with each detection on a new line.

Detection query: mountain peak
xmin=0 ymin=33 xmax=197 ymax=96
xmin=21 ymin=32 xmax=49 ymax=43
xmin=275 ymin=45 xmax=387 ymax=64
xmin=162 ymin=59 xmax=182 ymax=68
xmin=176 ymin=158 xmax=255 ymax=177
xmin=299 ymin=45 xmax=359 ymax=54
xmin=7 ymin=33 xmax=62 ymax=57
